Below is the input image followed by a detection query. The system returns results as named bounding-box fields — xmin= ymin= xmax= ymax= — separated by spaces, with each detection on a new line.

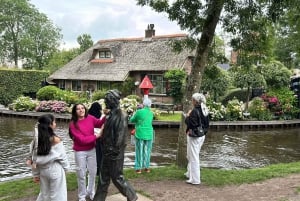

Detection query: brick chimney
xmin=145 ymin=24 xmax=155 ymax=38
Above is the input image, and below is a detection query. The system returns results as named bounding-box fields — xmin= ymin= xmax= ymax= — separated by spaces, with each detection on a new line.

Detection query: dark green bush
xmin=220 ymin=88 xmax=248 ymax=105
xmin=92 ymin=90 xmax=107 ymax=101
xmin=0 ymin=68 xmax=48 ymax=106
xmin=37 ymin=86 xmax=61 ymax=100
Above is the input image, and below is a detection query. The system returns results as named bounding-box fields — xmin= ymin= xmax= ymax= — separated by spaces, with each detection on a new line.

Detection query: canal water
xmin=1 ymin=116 xmax=300 ymax=182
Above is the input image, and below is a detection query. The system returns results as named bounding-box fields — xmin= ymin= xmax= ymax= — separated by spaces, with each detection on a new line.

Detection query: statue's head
xmin=104 ymin=89 xmax=121 ymax=110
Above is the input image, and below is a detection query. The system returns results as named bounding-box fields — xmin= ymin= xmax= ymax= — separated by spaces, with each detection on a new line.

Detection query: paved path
xmin=107 ymin=193 xmax=153 ymax=201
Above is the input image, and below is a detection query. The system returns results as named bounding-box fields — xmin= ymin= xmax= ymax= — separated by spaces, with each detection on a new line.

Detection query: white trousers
xmin=74 ymin=148 xmax=97 ymax=201
xmin=186 ymin=135 xmax=205 ymax=184
xmin=36 ymin=162 xmax=67 ymax=201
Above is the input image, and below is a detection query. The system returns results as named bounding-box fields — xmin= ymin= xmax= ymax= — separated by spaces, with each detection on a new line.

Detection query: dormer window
xmin=90 ymin=48 xmax=114 ymax=63
xmin=99 ymin=50 xmax=111 ymax=58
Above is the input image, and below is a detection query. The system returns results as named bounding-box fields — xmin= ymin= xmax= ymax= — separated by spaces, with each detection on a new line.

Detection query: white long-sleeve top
xmin=32 ymin=141 xmax=70 ymax=176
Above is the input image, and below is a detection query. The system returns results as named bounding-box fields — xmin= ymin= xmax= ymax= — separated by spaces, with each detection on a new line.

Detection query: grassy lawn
xmin=156 ymin=112 xmax=181 ymax=121
xmin=2 ymin=162 xmax=300 ymax=200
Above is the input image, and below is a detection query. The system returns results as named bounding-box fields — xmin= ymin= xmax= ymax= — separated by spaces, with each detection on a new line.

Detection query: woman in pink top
xmin=69 ymin=103 xmax=105 ymax=201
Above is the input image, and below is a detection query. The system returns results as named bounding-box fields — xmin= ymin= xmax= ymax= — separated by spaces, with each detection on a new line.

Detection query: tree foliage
xmin=0 ymin=0 xmax=62 ymax=68
xmin=273 ymin=1 xmax=300 ymax=68
xmin=21 ymin=12 xmax=62 ymax=69
xmin=137 ymin=0 xmax=296 ymax=167
xmin=201 ymin=65 xmax=230 ymax=101
xmin=44 ymin=48 xmax=79 ymax=73
xmin=231 ymin=64 xmax=266 ymax=111
xmin=164 ymin=69 xmax=186 ymax=104
xmin=77 ymin=34 xmax=94 ymax=54
xmin=260 ymin=60 xmax=292 ymax=89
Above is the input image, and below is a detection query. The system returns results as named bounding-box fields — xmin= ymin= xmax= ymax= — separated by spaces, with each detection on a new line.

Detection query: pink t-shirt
xmin=69 ymin=115 xmax=105 ymax=151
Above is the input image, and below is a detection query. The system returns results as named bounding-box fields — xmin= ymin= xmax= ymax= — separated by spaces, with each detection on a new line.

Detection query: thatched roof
xmin=49 ymin=34 xmax=193 ymax=82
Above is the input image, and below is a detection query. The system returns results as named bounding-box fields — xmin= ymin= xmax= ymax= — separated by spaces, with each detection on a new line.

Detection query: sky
xmin=29 ymin=0 xmax=185 ymax=49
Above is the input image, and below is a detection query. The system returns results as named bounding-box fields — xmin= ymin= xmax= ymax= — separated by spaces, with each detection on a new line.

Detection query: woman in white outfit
xmin=31 ymin=114 xmax=70 ymax=201
xmin=184 ymin=93 xmax=209 ymax=185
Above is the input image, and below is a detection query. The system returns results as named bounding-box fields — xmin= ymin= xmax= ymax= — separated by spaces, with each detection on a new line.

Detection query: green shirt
xmin=129 ymin=107 xmax=154 ymax=140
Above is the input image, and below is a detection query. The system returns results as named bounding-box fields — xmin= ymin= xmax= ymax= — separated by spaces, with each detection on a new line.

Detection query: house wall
xmin=129 ymin=71 xmax=175 ymax=104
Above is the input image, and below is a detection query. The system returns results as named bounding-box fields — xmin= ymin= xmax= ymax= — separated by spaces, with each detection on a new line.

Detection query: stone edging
xmin=1 ymin=109 xmax=300 ymax=130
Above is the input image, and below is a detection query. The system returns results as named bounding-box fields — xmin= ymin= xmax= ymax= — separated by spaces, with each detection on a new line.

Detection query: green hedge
xmin=0 ymin=68 xmax=49 ymax=106
xmin=220 ymin=88 xmax=249 ymax=105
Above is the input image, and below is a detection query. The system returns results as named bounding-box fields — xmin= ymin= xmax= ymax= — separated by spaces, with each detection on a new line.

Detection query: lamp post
xmin=139 ymin=75 xmax=153 ymax=100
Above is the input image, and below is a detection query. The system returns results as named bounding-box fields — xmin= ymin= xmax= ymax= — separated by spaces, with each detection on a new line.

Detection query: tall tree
xmin=44 ymin=48 xmax=79 ymax=73
xmin=21 ymin=11 xmax=62 ymax=69
xmin=0 ymin=0 xmax=62 ymax=68
xmin=77 ymin=34 xmax=93 ymax=53
xmin=273 ymin=2 xmax=300 ymax=69
xmin=0 ymin=0 xmax=31 ymax=66
xmin=136 ymin=0 xmax=292 ymax=167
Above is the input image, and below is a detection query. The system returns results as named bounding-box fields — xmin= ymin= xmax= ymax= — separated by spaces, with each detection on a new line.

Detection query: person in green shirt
xmin=130 ymin=98 xmax=154 ymax=173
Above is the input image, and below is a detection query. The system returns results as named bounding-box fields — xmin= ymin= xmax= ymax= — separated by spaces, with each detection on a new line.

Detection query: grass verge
xmin=156 ymin=112 xmax=181 ymax=121
xmin=1 ymin=162 xmax=300 ymax=200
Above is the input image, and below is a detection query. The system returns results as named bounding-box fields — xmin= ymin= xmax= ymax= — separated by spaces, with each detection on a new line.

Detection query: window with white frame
xmin=72 ymin=80 xmax=82 ymax=91
xmin=148 ymin=74 xmax=167 ymax=94
xmin=99 ymin=50 xmax=111 ymax=58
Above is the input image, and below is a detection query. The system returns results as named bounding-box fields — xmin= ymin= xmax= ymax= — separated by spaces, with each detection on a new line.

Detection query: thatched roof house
xmin=49 ymin=24 xmax=194 ymax=102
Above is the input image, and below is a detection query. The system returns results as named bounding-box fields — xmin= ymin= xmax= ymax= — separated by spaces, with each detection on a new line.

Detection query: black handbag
xmin=188 ymin=109 xmax=205 ymax=137
xmin=188 ymin=127 xmax=205 ymax=137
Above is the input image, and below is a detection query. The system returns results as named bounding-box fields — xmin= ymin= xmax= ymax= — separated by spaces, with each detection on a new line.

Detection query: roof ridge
xmin=97 ymin=33 xmax=187 ymax=43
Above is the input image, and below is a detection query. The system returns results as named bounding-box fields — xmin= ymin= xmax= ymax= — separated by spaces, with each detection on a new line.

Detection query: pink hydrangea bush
xmin=35 ymin=100 xmax=68 ymax=113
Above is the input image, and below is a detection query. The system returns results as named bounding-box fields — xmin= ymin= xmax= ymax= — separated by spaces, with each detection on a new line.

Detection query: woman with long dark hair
xmin=69 ymin=103 xmax=105 ymax=201
xmin=32 ymin=114 xmax=70 ymax=201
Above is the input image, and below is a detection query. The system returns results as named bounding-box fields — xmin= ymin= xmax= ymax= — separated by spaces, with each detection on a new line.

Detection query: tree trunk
xmin=176 ymin=0 xmax=225 ymax=168
xmin=246 ymin=86 xmax=250 ymax=111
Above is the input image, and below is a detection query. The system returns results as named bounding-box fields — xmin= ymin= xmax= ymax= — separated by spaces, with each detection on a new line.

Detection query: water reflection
xmin=1 ymin=116 xmax=300 ymax=182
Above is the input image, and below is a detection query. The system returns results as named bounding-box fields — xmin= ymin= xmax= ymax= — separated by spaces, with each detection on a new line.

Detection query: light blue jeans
xmin=74 ymin=148 xmax=97 ymax=201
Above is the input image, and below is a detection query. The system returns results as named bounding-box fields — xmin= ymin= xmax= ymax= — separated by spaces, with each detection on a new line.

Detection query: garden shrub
xmin=92 ymin=90 xmax=107 ymax=101
xmin=224 ymin=98 xmax=243 ymax=121
xmin=0 ymin=68 xmax=48 ymax=106
xmin=220 ymin=88 xmax=248 ymax=105
xmin=126 ymin=94 xmax=142 ymax=103
xmin=36 ymin=86 xmax=60 ymax=101
xmin=248 ymin=97 xmax=273 ymax=120
xmin=35 ymin=100 xmax=68 ymax=113
xmin=206 ymin=99 xmax=226 ymax=121
xmin=8 ymin=96 xmax=38 ymax=112
xmin=265 ymin=87 xmax=299 ymax=119
xmin=151 ymin=108 xmax=161 ymax=120
xmin=54 ymin=90 xmax=84 ymax=105
xmin=120 ymin=98 xmax=138 ymax=117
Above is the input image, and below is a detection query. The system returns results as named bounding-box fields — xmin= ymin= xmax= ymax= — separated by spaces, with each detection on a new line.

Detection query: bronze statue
xmin=93 ymin=89 xmax=137 ymax=201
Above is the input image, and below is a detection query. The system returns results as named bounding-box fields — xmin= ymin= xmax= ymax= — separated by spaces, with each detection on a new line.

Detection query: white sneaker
xmin=186 ymin=179 xmax=200 ymax=185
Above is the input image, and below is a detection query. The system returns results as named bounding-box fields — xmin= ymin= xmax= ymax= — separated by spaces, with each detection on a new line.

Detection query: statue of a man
xmin=93 ymin=89 xmax=137 ymax=201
